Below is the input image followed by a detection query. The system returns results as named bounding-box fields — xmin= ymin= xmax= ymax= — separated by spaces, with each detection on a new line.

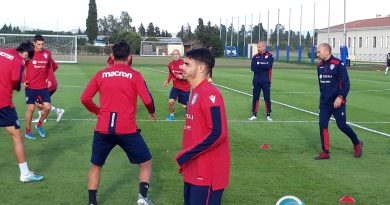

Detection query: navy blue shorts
xmin=35 ymin=89 xmax=57 ymax=104
xmin=184 ymin=182 xmax=224 ymax=205
xmin=0 ymin=106 xmax=20 ymax=129
xmin=91 ymin=130 xmax=152 ymax=166
xmin=25 ymin=88 xmax=51 ymax=104
xmin=169 ymin=87 xmax=190 ymax=105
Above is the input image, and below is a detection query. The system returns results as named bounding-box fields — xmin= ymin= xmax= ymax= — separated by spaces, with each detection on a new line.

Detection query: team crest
xmin=330 ymin=64 xmax=335 ymax=70
xmin=265 ymin=55 xmax=269 ymax=59
xmin=191 ymin=93 xmax=198 ymax=105
xmin=32 ymin=60 xmax=37 ymax=65
xmin=209 ymin=95 xmax=216 ymax=103
xmin=44 ymin=53 xmax=48 ymax=59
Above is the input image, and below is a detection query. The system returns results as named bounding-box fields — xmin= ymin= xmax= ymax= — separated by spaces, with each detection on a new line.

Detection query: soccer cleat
xmin=24 ymin=132 xmax=36 ymax=140
xmin=137 ymin=194 xmax=154 ymax=205
xmin=266 ymin=115 xmax=273 ymax=121
xmin=314 ymin=151 xmax=330 ymax=160
xmin=56 ymin=108 xmax=65 ymax=122
xmin=35 ymin=124 xmax=46 ymax=138
xmin=20 ymin=172 xmax=44 ymax=182
xmin=166 ymin=115 xmax=174 ymax=121
xmin=354 ymin=141 xmax=363 ymax=158
xmin=248 ymin=115 xmax=257 ymax=121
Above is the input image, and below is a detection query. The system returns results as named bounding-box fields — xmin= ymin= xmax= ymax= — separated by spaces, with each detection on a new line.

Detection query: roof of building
xmin=318 ymin=17 xmax=390 ymax=31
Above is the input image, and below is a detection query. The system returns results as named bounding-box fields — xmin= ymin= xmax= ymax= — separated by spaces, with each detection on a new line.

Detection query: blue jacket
xmin=317 ymin=55 xmax=350 ymax=105
xmin=251 ymin=51 xmax=273 ymax=83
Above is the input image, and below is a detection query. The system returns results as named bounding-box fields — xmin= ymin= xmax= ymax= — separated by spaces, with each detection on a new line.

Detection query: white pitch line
xmin=138 ymin=66 xmax=390 ymax=138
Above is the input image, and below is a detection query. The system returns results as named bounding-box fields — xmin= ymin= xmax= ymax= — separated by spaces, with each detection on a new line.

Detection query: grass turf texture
xmin=0 ymin=55 xmax=389 ymax=204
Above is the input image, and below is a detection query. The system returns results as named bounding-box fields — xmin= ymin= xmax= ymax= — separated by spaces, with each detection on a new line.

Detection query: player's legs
xmin=5 ymin=126 xmax=26 ymax=163
xmin=117 ymin=131 xmax=153 ymax=202
xmin=167 ymin=87 xmax=180 ymax=120
xmin=25 ymin=104 xmax=36 ymax=138
xmin=315 ymin=104 xmax=332 ymax=160
xmin=261 ymin=82 xmax=272 ymax=120
xmin=184 ymin=182 xmax=224 ymax=205
xmin=88 ymin=132 xmax=117 ymax=205
xmin=178 ymin=90 xmax=190 ymax=113
xmin=250 ymin=82 xmax=261 ymax=119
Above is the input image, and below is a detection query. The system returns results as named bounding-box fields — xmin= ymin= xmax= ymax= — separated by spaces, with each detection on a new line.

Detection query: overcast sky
xmin=1 ymin=0 xmax=389 ymax=34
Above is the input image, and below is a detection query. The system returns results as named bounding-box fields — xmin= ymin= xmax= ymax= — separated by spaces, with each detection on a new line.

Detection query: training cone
xmin=339 ymin=196 xmax=356 ymax=203
xmin=259 ymin=144 xmax=271 ymax=149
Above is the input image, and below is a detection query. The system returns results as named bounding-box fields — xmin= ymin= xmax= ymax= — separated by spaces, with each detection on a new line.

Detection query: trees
xmin=138 ymin=23 xmax=145 ymax=37
xmin=86 ymin=0 xmax=98 ymax=44
xmin=146 ymin=23 xmax=155 ymax=37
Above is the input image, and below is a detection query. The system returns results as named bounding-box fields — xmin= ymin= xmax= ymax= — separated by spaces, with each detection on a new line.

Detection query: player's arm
xmin=176 ymin=95 xmax=226 ymax=167
xmin=11 ymin=63 xmax=24 ymax=91
xmin=338 ymin=63 xmax=350 ymax=99
xmin=80 ymin=75 xmax=100 ymax=115
xmin=259 ymin=54 xmax=273 ymax=70
xmin=51 ymin=60 xmax=59 ymax=72
xmin=250 ymin=56 xmax=259 ymax=73
xmin=136 ymin=74 xmax=156 ymax=115
xmin=46 ymin=54 xmax=55 ymax=87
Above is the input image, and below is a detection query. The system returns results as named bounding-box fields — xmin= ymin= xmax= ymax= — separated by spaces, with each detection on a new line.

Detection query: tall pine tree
xmin=86 ymin=0 xmax=98 ymax=44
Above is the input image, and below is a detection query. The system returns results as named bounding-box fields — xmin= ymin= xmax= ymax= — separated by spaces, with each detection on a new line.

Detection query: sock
xmin=170 ymin=113 xmax=174 ymax=117
xmin=88 ymin=190 xmax=97 ymax=205
xmin=386 ymin=67 xmax=389 ymax=73
xmin=267 ymin=113 xmax=271 ymax=117
xmin=139 ymin=182 xmax=149 ymax=198
xmin=51 ymin=106 xmax=57 ymax=112
xmin=26 ymin=128 xmax=31 ymax=133
xmin=252 ymin=112 xmax=257 ymax=117
xmin=37 ymin=121 xmax=43 ymax=127
xmin=19 ymin=162 xmax=30 ymax=176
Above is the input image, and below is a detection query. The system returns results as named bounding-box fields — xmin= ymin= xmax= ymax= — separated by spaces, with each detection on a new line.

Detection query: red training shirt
xmin=0 ymin=48 xmax=24 ymax=108
xmin=167 ymin=59 xmax=190 ymax=91
xmin=176 ymin=79 xmax=230 ymax=190
xmin=24 ymin=49 xmax=55 ymax=89
xmin=80 ymin=63 xmax=155 ymax=134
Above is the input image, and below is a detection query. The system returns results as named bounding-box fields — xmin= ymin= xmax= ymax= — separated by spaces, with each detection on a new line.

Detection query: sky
xmin=0 ymin=0 xmax=389 ymax=35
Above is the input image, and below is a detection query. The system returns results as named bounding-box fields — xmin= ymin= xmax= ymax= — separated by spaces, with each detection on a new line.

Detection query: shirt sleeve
xmin=136 ymin=74 xmax=155 ymax=114
xmin=46 ymin=54 xmax=55 ymax=83
xmin=80 ymin=74 xmax=100 ymax=115
xmin=338 ymin=63 xmax=350 ymax=98
xmin=176 ymin=92 xmax=226 ymax=166
xmin=259 ymin=55 xmax=273 ymax=70
xmin=11 ymin=61 xmax=24 ymax=91
xmin=251 ymin=56 xmax=259 ymax=73
xmin=51 ymin=60 xmax=59 ymax=72
xmin=167 ymin=65 xmax=173 ymax=82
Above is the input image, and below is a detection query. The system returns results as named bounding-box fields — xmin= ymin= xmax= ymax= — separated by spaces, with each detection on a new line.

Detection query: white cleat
xmin=137 ymin=194 xmax=154 ymax=205
xmin=248 ymin=115 xmax=257 ymax=121
xmin=20 ymin=172 xmax=44 ymax=182
xmin=56 ymin=109 xmax=65 ymax=122
xmin=266 ymin=116 xmax=273 ymax=121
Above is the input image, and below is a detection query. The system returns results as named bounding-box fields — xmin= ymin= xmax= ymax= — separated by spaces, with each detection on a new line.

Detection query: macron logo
xmin=0 ymin=51 xmax=14 ymax=60
xmin=209 ymin=95 xmax=216 ymax=103
xmin=102 ymin=71 xmax=133 ymax=79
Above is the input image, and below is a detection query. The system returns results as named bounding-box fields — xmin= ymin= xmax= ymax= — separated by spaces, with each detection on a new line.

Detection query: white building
xmin=317 ymin=17 xmax=390 ymax=62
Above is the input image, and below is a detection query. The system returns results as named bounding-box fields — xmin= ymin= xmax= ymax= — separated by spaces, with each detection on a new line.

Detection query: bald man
xmin=314 ymin=43 xmax=363 ymax=160
xmin=248 ymin=41 xmax=273 ymax=121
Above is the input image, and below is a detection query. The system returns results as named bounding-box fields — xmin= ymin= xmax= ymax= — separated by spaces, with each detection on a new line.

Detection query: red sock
xmin=26 ymin=128 xmax=31 ymax=133
xmin=37 ymin=121 xmax=43 ymax=127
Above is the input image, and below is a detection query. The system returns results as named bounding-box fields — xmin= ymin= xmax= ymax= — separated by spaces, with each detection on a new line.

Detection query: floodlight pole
xmin=225 ymin=18 xmax=228 ymax=48
xmin=267 ymin=10 xmax=270 ymax=49
xmin=220 ymin=18 xmax=222 ymax=39
xmin=230 ymin=17 xmax=233 ymax=47
xmin=288 ymin=8 xmax=291 ymax=47
xmin=298 ymin=4 xmax=303 ymax=64
xmin=244 ymin=15 xmax=247 ymax=58
xmin=250 ymin=13 xmax=253 ymax=44
xmin=258 ymin=12 xmax=261 ymax=42
xmin=237 ymin=16 xmax=240 ymax=56
xmin=327 ymin=0 xmax=331 ymax=43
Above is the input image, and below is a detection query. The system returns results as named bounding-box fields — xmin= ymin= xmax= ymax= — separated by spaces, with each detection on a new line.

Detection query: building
xmin=317 ymin=16 xmax=390 ymax=62
xmin=140 ymin=37 xmax=183 ymax=56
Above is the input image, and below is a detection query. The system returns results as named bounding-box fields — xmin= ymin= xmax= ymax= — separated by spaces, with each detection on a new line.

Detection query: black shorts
xmin=0 ymin=106 xmax=20 ymax=129
xmin=169 ymin=87 xmax=190 ymax=105
xmin=91 ymin=130 xmax=152 ymax=166
xmin=35 ymin=89 xmax=57 ymax=104
xmin=25 ymin=88 xmax=51 ymax=104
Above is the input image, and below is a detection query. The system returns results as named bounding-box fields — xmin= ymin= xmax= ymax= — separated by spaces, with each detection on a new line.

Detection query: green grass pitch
xmin=0 ymin=56 xmax=389 ymax=204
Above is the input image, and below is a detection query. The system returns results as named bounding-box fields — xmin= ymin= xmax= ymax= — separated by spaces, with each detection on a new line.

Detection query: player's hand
xmin=177 ymin=75 xmax=183 ymax=80
xmin=23 ymin=81 xmax=29 ymax=87
xmin=164 ymin=80 xmax=169 ymax=86
xmin=149 ymin=113 xmax=157 ymax=121
xmin=47 ymin=80 xmax=52 ymax=88
xmin=334 ymin=97 xmax=342 ymax=109
xmin=178 ymin=167 xmax=183 ymax=174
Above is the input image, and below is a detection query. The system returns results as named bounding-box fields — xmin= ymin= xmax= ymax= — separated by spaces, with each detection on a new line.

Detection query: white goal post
xmin=0 ymin=33 xmax=77 ymax=63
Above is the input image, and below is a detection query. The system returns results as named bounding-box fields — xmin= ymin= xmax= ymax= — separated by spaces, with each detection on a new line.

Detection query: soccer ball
xmin=275 ymin=195 xmax=305 ymax=205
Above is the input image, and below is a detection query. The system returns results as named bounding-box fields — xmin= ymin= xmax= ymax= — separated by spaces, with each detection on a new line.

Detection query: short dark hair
xmin=112 ymin=41 xmax=131 ymax=61
xmin=34 ymin=34 xmax=45 ymax=42
xmin=16 ymin=41 xmax=35 ymax=59
xmin=185 ymin=48 xmax=215 ymax=74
